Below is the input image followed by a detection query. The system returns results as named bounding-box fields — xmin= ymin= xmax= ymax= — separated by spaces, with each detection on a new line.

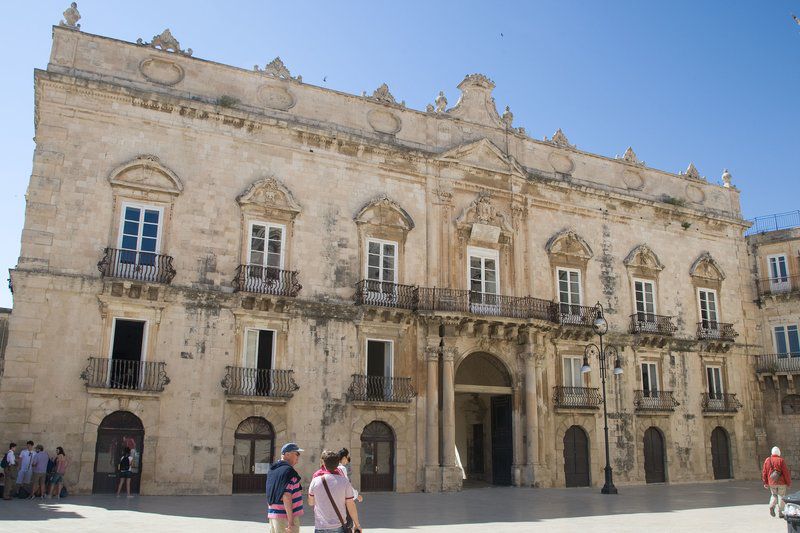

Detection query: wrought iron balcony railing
xmin=97 ymin=247 xmax=176 ymax=284
xmin=553 ymin=386 xmax=603 ymax=409
xmin=629 ymin=314 xmax=678 ymax=336
xmin=634 ymin=390 xmax=680 ymax=411
xmin=415 ymin=287 xmax=557 ymax=321
xmin=557 ymin=303 xmax=599 ymax=328
xmin=221 ymin=367 xmax=299 ymax=398
xmin=354 ymin=280 xmax=418 ymax=309
xmin=347 ymin=374 xmax=416 ymax=403
xmin=755 ymin=353 xmax=800 ymax=374
xmin=696 ymin=321 xmax=738 ymax=341
xmin=80 ymin=357 xmax=170 ymax=392
xmin=233 ymin=265 xmax=301 ymax=297
xmin=756 ymin=275 xmax=800 ymax=297
xmin=701 ymin=392 xmax=742 ymax=413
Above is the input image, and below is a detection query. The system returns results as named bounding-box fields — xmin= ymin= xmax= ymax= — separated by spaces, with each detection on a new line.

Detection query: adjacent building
xmin=0 ymin=15 xmax=762 ymax=495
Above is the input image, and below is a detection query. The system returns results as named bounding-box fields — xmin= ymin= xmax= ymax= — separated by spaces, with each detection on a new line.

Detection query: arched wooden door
xmin=563 ymin=425 xmax=590 ymax=487
xmin=711 ymin=427 xmax=732 ymax=480
xmin=644 ymin=427 xmax=666 ymax=483
xmin=93 ymin=411 xmax=144 ymax=494
xmin=361 ymin=421 xmax=394 ymax=492
xmin=233 ymin=417 xmax=275 ymax=493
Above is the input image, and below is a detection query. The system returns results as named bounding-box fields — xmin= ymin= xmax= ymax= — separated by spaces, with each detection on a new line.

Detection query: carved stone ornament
xmin=501 ymin=106 xmax=514 ymax=128
xmin=689 ymin=252 xmax=726 ymax=282
xmin=545 ymin=229 xmax=593 ymax=260
xmin=721 ymin=169 xmax=733 ymax=188
xmin=623 ymin=244 xmax=664 ymax=273
xmin=686 ymin=184 xmax=706 ymax=203
xmin=354 ymin=195 xmax=415 ymax=231
xmin=59 ymin=2 xmax=81 ymax=29
xmin=447 ymin=74 xmax=503 ymax=127
xmin=367 ymin=109 xmax=402 ymax=134
xmin=682 ymin=162 xmax=702 ymax=180
xmin=137 ymin=29 xmax=193 ymax=57
xmin=456 ymin=193 xmax=513 ymax=240
xmin=362 ymin=83 xmax=405 ymax=107
xmin=424 ymin=345 xmax=441 ymax=361
xmin=254 ymin=57 xmax=302 ymax=82
xmin=108 ymin=155 xmax=183 ymax=195
xmin=237 ymin=176 xmax=301 ymax=218
xmin=139 ymin=57 xmax=185 ymax=86
xmin=619 ymin=146 xmax=644 ymax=166
xmin=435 ymin=91 xmax=448 ymax=113
xmin=622 ymin=169 xmax=645 ymax=190
xmin=546 ymin=128 xmax=576 ymax=149
xmin=438 ymin=138 xmax=526 ymax=178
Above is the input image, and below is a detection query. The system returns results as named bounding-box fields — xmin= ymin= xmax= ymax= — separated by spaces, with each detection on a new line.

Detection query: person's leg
xmin=778 ymin=486 xmax=787 ymax=515
xmin=269 ymin=517 xmax=288 ymax=533
xmin=4 ymin=467 xmax=16 ymax=499
xmin=126 ymin=477 xmax=131 ymax=497
xmin=116 ymin=477 xmax=123 ymax=496
xmin=290 ymin=516 xmax=301 ymax=533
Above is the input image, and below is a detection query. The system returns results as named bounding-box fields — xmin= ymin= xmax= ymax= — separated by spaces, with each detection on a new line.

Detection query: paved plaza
xmin=0 ymin=481 xmax=792 ymax=532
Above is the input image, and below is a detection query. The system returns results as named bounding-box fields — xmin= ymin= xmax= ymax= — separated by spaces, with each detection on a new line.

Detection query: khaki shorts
xmin=31 ymin=472 xmax=47 ymax=486
xmin=268 ymin=516 xmax=300 ymax=533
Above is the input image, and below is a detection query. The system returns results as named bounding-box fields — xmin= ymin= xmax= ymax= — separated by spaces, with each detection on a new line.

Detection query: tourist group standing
xmin=2 ymin=441 xmax=68 ymax=500
xmin=267 ymin=442 xmax=364 ymax=533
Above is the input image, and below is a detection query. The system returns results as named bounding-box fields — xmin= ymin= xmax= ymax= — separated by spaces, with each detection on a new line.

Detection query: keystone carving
xmin=137 ymin=29 xmax=193 ymax=56
xmin=254 ymin=57 xmax=302 ymax=82
xmin=59 ymin=2 xmax=81 ymax=29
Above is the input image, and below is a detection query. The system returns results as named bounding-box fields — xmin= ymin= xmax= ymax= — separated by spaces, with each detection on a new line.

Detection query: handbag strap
xmin=321 ymin=476 xmax=346 ymax=527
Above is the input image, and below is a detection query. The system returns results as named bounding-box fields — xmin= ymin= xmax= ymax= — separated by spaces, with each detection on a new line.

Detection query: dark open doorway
xmin=93 ymin=411 xmax=144 ymax=494
xmin=490 ymin=395 xmax=512 ymax=486
xmin=110 ymin=319 xmax=145 ymax=389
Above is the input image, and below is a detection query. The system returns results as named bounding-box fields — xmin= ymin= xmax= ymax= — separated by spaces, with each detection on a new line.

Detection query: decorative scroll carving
xmin=137 ymin=29 xmax=192 ymax=56
xmin=237 ymin=176 xmax=301 ymax=218
xmin=424 ymin=345 xmax=441 ymax=362
xmin=623 ymin=244 xmax=664 ymax=275
xmin=355 ymin=195 xmax=414 ymax=231
xmin=545 ymin=229 xmax=593 ymax=260
xmin=364 ymin=83 xmax=404 ymax=107
xmin=254 ymin=57 xmax=302 ymax=82
xmin=456 ymin=193 xmax=513 ymax=235
xmin=59 ymin=2 xmax=81 ymax=29
xmin=690 ymin=252 xmax=725 ymax=282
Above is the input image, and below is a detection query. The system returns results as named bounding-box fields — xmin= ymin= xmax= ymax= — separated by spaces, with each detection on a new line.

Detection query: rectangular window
xmin=634 ymin=279 xmax=656 ymax=320
xmin=366 ymin=239 xmax=397 ymax=290
xmin=248 ymin=222 xmax=285 ymax=279
xmin=244 ymin=329 xmax=275 ymax=370
xmin=366 ymin=339 xmax=393 ymax=378
xmin=119 ymin=204 xmax=162 ymax=266
xmin=773 ymin=325 xmax=800 ymax=357
xmin=468 ymin=247 xmax=500 ymax=310
xmin=109 ymin=318 xmax=146 ymax=390
xmin=563 ymin=356 xmax=583 ymax=388
xmin=706 ymin=366 xmax=724 ymax=398
xmin=768 ymin=254 xmax=790 ymax=293
xmin=698 ymin=288 xmax=719 ymax=328
xmin=641 ymin=362 xmax=659 ymax=396
xmin=558 ymin=268 xmax=581 ymax=315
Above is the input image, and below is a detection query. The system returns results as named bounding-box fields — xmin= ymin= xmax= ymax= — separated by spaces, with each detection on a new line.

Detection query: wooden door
xmin=563 ymin=425 xmax=590 ymax=487
xmin=711 ymin=427 xmax=731 ymax=480
xmin=360 ymin=421 xmax=394 ymax=491
xmin=644 ymin=427 xmax=666 ymax=483
xmin=491 ymin=395 xmax=513 ymax=486
xmin=232 ymin=417 xmax=275 ymax=493
xmin=92 ymin=411 xmax=144 ymax=494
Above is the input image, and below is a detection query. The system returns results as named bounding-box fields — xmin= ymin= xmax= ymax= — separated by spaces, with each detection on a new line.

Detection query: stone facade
xmin=0 ymin=21 xmax=762 ymax=495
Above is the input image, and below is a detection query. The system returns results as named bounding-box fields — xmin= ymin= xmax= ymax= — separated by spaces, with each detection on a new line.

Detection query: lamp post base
xmin=600 ymin=466 xmax=618 ymax=495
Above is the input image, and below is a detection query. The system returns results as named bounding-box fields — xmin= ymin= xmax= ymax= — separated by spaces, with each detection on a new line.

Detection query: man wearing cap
xmin=267 ymin=443 xmax=305 ymax=533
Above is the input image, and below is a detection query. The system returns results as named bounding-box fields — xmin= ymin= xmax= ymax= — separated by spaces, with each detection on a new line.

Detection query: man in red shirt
xmin=762 ymin=446 xmax=792 ymax=518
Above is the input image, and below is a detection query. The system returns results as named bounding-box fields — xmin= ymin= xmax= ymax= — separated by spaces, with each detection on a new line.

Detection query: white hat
xmin=772 ymin=446 xmax=781 ymax=456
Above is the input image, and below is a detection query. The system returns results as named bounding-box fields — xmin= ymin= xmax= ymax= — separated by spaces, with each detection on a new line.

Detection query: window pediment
xmin=237 ymin=176 xmax=301 ymax=219
xmin=456 ymin=193 xmax=513 ymax=244
xmin=690 ymin=252 xmax=725 ymax=282
xmin=355 ymin=195 xmax=414 ymax=232
xmin=545 ymin=230 xmax=593 ymax=262
xmin=108 ymin=155 xmax=183 ymax=195
xmin=624 ymin=244 xmax=664 ymax=276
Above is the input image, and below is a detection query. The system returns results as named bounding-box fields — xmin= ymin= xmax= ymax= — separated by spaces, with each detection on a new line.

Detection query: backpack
xmin=769 ymin=459 xmax=782 ymax=482
xmin=0 ymin=454 xmax=7 ymax=469
xmin=46 ymin=457 xmax=55 ymax=473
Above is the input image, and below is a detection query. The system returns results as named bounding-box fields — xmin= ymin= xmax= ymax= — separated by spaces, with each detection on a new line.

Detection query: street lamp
xmin=581 ymin=301 xmax=623 ymax=495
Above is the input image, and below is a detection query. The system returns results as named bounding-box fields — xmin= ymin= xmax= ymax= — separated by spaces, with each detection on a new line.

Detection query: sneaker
xmin=126 ymin=495 xmax=134 ymax=499
xmin=770 ymin=507 xmax=776 ymax=517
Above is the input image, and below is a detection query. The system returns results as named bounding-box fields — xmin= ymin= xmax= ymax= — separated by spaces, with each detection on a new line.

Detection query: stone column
xmin=440 ymin=346 xmax=461 ymax=491
xmin=511 ymin=378 xmax=524 ymax=486
xmin=424 ymin=345 xmax=440 ymax=492
xmin=524 ymin=349 xmax=541 ymax=486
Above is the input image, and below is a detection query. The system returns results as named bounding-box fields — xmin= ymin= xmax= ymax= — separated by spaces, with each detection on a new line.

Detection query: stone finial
xmin=137 ymin=29 xmax=193 ymax=56
xmin=501 ymin=106 xmax=514 ymax=128
xmin=59 ymin=2 xmax=81 ymax=30
xmin=366 ymin=83 xmax=403 ymax=106
xmin=254 ymin=57 xmax=302 ymax=82
xmin=721 ymin=168 xmax=733 ymax=188
xmin=619 ymin=146 xmax=644 ymax=166
xmin=547 ymin=128 xmax=575 ymax=149
xmin=683 ymin=162 xmax=701 ymax=180
xmin=435 ymin=91 xmax=448 ymax=113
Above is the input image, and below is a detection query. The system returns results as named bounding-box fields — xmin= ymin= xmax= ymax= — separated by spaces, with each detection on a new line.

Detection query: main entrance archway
xmin=643 ymin=427 xmax=666 ymax=483
xmin=455 ymin=351 xmax=513 ymax=486
xmin=711 ymin=426 xmax=732 ymax=480
xmin=233 ymin=417 xmax=275 ymax=493
xmin=360 ymin=421 xmax=395 ymax=491
xmin=93 ymin=411 xmax=144 ymax=494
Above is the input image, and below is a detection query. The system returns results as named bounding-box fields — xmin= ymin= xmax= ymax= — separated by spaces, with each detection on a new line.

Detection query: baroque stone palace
xmin=0 ymin=9 xmax=771 ymax=495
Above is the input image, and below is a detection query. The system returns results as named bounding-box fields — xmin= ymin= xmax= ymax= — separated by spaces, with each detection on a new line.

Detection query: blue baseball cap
xmin=281 ymin=442 xmax=304 ymax=454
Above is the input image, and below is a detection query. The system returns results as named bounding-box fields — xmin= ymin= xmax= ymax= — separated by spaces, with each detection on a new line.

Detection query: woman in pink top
xmin=49 ymin=447 xmax=68 ymax=499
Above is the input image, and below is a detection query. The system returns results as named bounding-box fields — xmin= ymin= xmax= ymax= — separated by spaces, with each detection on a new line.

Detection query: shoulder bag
xmin=321 ymin=476 xmax=354 ymax=533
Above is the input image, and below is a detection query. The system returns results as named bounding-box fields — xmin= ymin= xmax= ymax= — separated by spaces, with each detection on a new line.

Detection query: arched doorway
xmin=93 ymin=411 xmax=144 ymax=494
xmin=711 ymin=426 xmax=732 ymax=480
xmin=233 ymin=417 xmax=275 ymax=493
xmin=360 ymin=421 xmax=395 ymax=491
xmin=455 ymin=352 xmax=513 ymax=486
xmin=643 ymin=427 xmax=666 ymax=483
xmin=563 ymin=425 xmax=590 ymax=487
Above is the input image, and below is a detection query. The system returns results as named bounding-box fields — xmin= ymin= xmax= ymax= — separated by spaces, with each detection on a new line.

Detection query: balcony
xmin=701 ymin=392 xmax=742 ymax=413
xmin=80 ymin=357 xmax=170 ymax=393
xmin=553 ymin=386 xmax=603 ymax=409
xmin=756 ymin=275 xmax=800 ymax=298
xmin=755 ymin=353 xmax=800 ymax=374
xmin=354 ymin=280 xmax=418 ymax=310
xmin=557 ymin=304 xmax=599 ymax=328
xmin=416 ymin=287 xmax=557 ymax=321
xmin=696 ymin=321 xmax=738 ymax=341
xmin=634 ymin=390 xmax=679 ymax=412
xmin=347 ymin=374 xmax=416 ymax=405
xmin=221 ymin=367 xmax=299 ymax=400
xmin=233 ymin=265 xmax=301 ymax=297
xmin=97 ymin=247 xmax=176 ymax=284
xmin=629 ymin=314 xmax=677 ymax=336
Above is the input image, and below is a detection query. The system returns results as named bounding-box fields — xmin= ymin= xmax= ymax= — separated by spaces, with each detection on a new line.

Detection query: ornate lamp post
xmin=581 ymin=301 xmax=623 ymax=495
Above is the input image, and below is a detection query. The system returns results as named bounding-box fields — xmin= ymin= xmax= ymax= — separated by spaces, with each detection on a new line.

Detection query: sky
xmin=1 ymin=1 xmax=799 ymax=309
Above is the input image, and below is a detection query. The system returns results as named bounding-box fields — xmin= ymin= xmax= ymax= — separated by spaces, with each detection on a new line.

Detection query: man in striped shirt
xmin=267 ymin=443 xmax=304 ymax=533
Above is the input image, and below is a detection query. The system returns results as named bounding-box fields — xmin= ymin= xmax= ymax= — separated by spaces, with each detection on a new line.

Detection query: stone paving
xmin=0 ymin=481 xmax=793 ymax=532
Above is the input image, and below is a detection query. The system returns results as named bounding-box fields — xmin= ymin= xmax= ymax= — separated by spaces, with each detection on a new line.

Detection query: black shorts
xmin=118 ymin=471 xmax=132 ymax=479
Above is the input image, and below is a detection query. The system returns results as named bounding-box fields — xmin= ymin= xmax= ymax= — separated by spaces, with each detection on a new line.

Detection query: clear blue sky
xmin=1 ymin=1 xmax=799 ymax=308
